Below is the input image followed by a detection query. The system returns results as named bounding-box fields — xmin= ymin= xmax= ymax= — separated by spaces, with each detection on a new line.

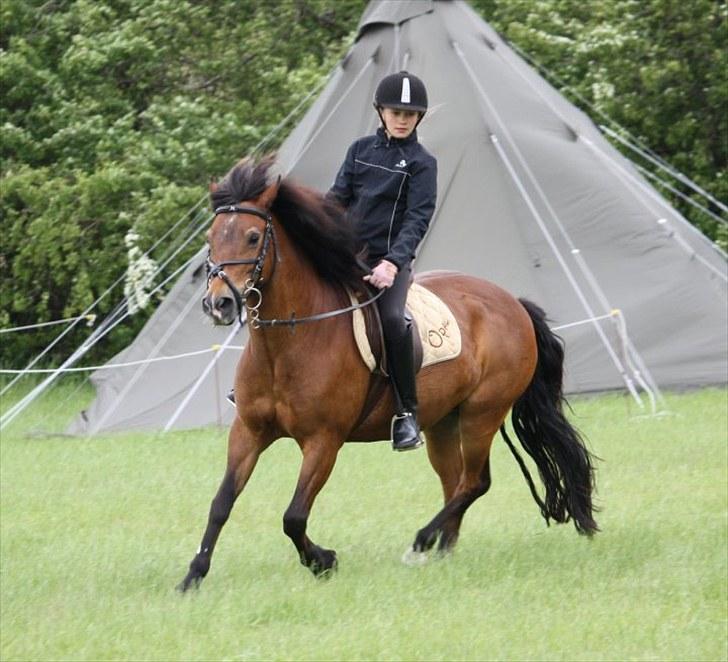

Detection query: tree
xmin=476 ymin=0 xmax=727 ymax=246
xmin=0 ymin=0 xmax=364 ymax=367
xmin=1 ymin=0 xmax=724 ymax=368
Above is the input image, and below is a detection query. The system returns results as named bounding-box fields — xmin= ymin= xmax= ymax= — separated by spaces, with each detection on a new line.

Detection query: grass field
xmin=1 ymin=383 xmax=726 ymax=661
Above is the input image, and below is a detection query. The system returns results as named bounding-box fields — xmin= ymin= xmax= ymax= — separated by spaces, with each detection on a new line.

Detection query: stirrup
xmin=391 ymin=412 xmax=423 ymax=452
xmin=225 ymin=389 xmax=236 ymax=407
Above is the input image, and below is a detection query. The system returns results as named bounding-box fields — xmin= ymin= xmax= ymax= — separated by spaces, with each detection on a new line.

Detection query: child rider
xmin=328 ymin=71 xmax=438 ymax=451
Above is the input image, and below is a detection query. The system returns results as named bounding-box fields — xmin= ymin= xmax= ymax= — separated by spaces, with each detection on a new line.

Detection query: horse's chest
xmin=238 ymin=375 xmax=317 ymax=434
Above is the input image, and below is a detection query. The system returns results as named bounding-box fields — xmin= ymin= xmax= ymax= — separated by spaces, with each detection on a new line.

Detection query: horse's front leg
xmin=177 ymin=417 xmax=268 ymax=592
xmin=283 ymin=434 xmax=342 ymax=577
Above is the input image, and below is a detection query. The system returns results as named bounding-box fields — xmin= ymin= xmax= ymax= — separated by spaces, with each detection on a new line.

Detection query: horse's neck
xmin=251 ymin=226 xmax=342 ymax=345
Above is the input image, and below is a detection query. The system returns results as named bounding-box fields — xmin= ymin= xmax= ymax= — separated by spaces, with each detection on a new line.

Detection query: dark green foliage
xmin=474 ymin=0 xmax=727 ymax=246
xmin=0 ymin=0 xmax=364 ymax=367
xmin=1 ymin=0 xmax=725 ymax=368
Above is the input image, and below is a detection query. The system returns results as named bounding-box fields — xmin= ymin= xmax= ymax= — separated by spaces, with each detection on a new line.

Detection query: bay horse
xmin=177 ymin=158 xmax=597 ymax=591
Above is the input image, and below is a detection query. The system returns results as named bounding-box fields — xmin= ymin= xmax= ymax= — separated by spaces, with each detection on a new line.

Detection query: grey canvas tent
xmin=70 ymin=0 xmax=727 ymax=435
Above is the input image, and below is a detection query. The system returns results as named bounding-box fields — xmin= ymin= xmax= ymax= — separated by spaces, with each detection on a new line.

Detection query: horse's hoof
xmin=401 ymin=546 xmax=429 ymax=566
xmin=309 ymin=547 xmax=338 ymax=578
xmin=176 ymin=574 xmax=202 ymax=593
xmin=316 ymin=564 xmax=337 ymax=580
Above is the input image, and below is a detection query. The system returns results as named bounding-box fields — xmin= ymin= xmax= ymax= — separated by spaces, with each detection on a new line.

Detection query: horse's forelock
xmin=210 ymin=157 xmax=274 ymax=209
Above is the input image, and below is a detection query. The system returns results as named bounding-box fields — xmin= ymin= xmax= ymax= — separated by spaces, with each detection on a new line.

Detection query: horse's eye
xmin=248 ymin=233 xmax=260 ymax=247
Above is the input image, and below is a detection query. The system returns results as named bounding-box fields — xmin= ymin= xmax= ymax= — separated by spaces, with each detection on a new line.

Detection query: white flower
xmin=592 ymin=80 xmax=615 ymax=102
xmin=123 ymin=229 xmax=157 ymax=314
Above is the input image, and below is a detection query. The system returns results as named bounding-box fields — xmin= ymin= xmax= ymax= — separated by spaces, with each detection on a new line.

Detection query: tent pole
xmin=163 ymin=321 xmax=243 ymax=432
xmin=632 ymin=163 xmax=727 ymax=226
xmin=489 ymin=132 xmax=643 ymax=408
xmin=1 ymin=197 xmax=210 ymax=400
xmin=580 ymin=136 xmax=728 ymax=275
xmin=286 ymin=56 xmax=376 ymax=174
xmin=600 ymin=125 xmax=728 ymax=215
xmin=452 ymin=40 xmax=647 ymax=407
xmin=392 ymin=24 xmax=400 ymax=74
xmin=494 ymin=20 xmax=724 ymax=214
xmin=87 ymin=281 xmax=207 ymax=435
xmin=214 ymin=359 xmax=222 ymax=427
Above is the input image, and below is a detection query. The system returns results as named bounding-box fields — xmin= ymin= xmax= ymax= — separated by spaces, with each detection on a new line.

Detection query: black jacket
xmin=328 ymin=127 xmax=437 ymax=269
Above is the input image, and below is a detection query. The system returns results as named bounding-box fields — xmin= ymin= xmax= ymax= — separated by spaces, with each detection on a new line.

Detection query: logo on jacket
xmin=395 ymin=159 xmax=407 ymax=168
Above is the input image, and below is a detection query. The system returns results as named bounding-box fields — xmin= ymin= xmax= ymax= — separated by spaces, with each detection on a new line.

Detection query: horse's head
xmin=202 ymin=178 xmax=280 ymax=325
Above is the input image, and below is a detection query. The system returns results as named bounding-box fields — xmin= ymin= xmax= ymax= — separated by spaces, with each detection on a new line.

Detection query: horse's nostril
xmin=214 ymin=296 xmax=234 ymax=317
xmin=203 ymin=294 xmax=234 ymax=321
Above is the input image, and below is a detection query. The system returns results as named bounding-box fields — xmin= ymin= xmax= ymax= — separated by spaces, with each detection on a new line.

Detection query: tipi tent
xmin=70 ymin=0 xmax=727 ymax=435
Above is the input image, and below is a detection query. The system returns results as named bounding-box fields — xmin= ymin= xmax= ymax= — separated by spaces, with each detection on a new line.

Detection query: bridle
xmin=206 ymin=204 xmax=384 ymax=329
xmin=205 ymin=205 xmax=277 ymax=326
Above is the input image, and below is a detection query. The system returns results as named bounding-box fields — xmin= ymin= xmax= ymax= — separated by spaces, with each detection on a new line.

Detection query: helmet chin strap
xmin=374 ymin=103 xmax=388 ymax=133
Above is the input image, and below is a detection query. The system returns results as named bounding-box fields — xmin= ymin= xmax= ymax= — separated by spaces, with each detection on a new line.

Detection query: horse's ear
xmin=209 ymin=180 xmax=218 ymax=193
xmin=256 ymin=176 xmax=281 ymax=210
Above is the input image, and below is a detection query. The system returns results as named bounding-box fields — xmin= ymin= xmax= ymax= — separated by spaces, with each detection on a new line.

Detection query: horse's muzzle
xmin=202 ymin=293 xmax=236 ymax=325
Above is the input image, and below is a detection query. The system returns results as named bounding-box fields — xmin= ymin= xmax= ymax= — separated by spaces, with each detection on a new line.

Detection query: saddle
xmin=350 ymin=283 xmax=462 ymax=375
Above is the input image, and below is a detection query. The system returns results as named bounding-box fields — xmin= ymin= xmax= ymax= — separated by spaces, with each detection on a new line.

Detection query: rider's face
xmin=380 ymin=107 xmax=420 ymax=139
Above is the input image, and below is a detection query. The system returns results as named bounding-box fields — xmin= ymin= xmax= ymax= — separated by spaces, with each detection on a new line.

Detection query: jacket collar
xmin=375 ymin=126 xmax=418 ymax=146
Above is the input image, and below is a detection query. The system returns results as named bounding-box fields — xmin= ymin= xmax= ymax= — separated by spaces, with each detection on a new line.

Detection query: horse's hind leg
xmin=425 ymin=411 xmax=463 ymax=505
xmin=411 ymin=404 xmax=509 ymax=556
xmin=177 ymin=417 xmax=268 ymax=592
xmin=436 ymin=455 xmax=491 ymax=553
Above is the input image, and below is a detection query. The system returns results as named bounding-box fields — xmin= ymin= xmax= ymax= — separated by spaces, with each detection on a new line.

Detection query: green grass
xmin=1 ymin=383 xmax=726 ymax=661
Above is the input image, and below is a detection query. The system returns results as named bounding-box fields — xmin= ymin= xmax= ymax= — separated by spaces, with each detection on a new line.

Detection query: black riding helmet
xmin=373 ymin=71 xmax=428 ymax=113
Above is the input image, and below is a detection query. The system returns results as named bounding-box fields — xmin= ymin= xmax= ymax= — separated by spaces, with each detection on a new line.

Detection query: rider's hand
xmin=364 ymin=260 xmax=398 ymax=289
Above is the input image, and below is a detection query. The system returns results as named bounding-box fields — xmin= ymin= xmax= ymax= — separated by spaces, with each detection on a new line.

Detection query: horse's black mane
xmin=211 ymin=157 xmax=369 ymax=293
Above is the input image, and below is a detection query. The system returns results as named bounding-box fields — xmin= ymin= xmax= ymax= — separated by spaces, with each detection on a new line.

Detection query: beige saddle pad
xmin=352 ymin=282 xmax=462 ymax=373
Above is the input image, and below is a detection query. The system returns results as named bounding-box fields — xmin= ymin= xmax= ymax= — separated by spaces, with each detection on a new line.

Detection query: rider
xmin=328 ymin=71 xmax=438 ymax=451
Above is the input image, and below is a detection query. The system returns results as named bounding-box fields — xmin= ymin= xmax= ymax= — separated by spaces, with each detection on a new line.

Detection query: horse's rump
xmin=414 ymin=269 xmax=537 ymax=382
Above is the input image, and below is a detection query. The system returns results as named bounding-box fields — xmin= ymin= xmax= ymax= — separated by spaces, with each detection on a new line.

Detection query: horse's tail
xmin=499 ymin=298 xmax=599 ymax=536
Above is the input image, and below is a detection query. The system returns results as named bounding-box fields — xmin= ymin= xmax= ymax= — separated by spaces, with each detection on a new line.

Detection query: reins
xmin=207 ymin=205 xmax=384 ymax=329
xmin=250 ymin=287 xmax=385 ymax=329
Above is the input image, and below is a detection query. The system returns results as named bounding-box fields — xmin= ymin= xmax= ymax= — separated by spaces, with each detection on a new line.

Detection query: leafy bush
xmin=0 ymin=0 xmax=363 ymax=367
xmin=1 ymin=0 xmax=725 ymax=368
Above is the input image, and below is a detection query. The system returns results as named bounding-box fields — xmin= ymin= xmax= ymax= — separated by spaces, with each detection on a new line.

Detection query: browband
xmin=214 ymin=205 xmax=271 ymax=222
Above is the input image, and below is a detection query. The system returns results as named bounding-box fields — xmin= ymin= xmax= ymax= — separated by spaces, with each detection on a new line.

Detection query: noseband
xmin=205 ymin=205 xmax=277 ymax=324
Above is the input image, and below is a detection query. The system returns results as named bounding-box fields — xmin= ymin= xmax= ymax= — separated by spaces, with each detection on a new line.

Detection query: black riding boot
xmin=387 ymin=321 xmax=423 ymax=451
